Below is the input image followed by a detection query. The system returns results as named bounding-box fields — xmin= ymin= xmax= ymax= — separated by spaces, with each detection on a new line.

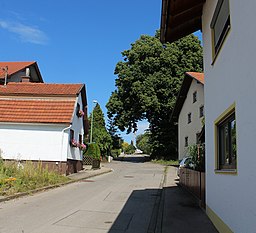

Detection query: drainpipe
xmin=60 ymin=124 xmax=72 ymax=173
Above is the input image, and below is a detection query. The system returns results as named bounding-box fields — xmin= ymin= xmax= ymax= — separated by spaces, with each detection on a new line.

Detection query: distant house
xmin=171 ymin=72 xmax=204 ymax=160
xmin=0 ymin=82 xmax=88 ymax=175
xmin=0 ymin=61 xmax=43 ymax=84
xmin=161 ymin=0 xmax=256 ymax=232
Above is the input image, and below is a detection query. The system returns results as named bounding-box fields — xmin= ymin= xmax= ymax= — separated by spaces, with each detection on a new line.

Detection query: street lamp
xmin=90 ymin=100 xmax=98 ymax=143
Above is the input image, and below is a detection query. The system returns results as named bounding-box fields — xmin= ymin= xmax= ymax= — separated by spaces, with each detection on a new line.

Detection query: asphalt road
xmin=0 ymin=155 xmax=165 ymax=233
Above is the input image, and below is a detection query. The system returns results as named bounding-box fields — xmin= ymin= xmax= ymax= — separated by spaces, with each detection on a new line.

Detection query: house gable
xmin=0 ymin=61 xmax=44 ymax=83
xmin=171 ymin=72 xmax=204 ymax=159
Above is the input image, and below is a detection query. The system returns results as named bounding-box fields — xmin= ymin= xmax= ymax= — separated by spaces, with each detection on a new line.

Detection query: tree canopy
xmin=106 ymin=32 xmax=203 ymax=159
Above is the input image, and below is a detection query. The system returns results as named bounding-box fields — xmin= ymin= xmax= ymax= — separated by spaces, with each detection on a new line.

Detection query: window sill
xmin=214 ymin=169 xmax=237 ymax=175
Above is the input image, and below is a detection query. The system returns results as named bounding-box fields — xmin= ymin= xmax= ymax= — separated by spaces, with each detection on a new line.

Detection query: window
xmin=79 ymin=134 xmax=82 ymax=144
xmin=216 ymin=110 xmax=237 ymax=170
xmin=210 ymin=0 xmax=231 ymax=58
xmin=70 ymin=129 xmax=74 ymax=144
xmin=76 ymin=103 xmax=80 ymax=117
xmin=196 ymin=133 xmax=200 ymax=145
xmin=185 ymin=137 xmax=188 ymax=147
xmin=193 ymin=91 xmax=197 ymax=103
xmin=188 ymin=113 xmax=192 ymax=124
xmin=200 ymin=105 xmax=204 ymax=118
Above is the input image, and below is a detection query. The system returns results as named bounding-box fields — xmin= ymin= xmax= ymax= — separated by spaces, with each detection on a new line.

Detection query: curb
xmin=147 ymin=166 xmax=168 ymax=233
xmin=0 ymin=168 xmax=112 ymax=203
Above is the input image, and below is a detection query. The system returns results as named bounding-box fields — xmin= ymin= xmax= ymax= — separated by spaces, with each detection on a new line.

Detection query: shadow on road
xmin=108 ymin=185 xmax=218 ymax=233
xmin=113 ymin=154 xmax=151 ymax=163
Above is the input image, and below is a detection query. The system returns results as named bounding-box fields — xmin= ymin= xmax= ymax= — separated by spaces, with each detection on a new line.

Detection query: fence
xmin=83 ymin=156 xmax=93 ymax=165
xmin=179 ymin=167 xmax=205 ymax=208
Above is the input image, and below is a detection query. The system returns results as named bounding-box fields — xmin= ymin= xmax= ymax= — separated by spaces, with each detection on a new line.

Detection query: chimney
xmin=21 ymin=68 xmax=31 ymax=82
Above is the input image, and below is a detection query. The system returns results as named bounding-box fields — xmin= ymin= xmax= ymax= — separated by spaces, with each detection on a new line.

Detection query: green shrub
xmin=84 ymin=143 xmax=101 ymax=160
xmin=111 ymin=149 xmax=121 ymax=158
xmin=188 ymin=144 xmax=205 ymax=172
xmin=124 ymin=144 xmax=136 ymax=154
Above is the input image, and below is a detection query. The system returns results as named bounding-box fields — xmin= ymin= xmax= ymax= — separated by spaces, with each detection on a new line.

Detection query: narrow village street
xmin=0 ymin=155 xmax=217 ymax=233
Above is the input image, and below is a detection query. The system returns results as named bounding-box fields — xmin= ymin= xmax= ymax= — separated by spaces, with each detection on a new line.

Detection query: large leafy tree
xmin=136 ymin=132 xmax=152 ymax=155
xmin=89 ymin=103 xmax=112 ymax=157
xmin=106 ymin=32 xmax=203 ymax=159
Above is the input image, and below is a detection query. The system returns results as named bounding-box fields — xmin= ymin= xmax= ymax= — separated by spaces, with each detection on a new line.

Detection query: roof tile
xmin=186 ymin=72 xmax=204 ymax=84
xmin=0 ymin=99 xmax=75 ymax=124
xmin=0 ymin=61 xmax=35 ymax=78
xmin=0 ymin=82 xmax=84 ymax=96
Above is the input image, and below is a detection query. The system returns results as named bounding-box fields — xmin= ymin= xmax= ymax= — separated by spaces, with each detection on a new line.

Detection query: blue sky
xmin=0 ymin=1 xmax=201 ymax=143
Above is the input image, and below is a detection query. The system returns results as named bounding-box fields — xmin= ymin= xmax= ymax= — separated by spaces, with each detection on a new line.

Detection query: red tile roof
xmin=0 ymin=61 xmax=35 ymax=78
xmin=0 ymin=83 xmax=84 ymax=96
xmin=186 ymin=72 xmax=204 ymax=84
xmin=0 ymin=99 xmax=75 ymax=124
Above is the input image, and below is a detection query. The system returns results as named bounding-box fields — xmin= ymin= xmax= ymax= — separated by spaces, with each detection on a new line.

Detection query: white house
xmin=171 ymin=72 xmax=204 ymax=160
xmin=0 ymin=82 xmax=88 ymax=175
xmin=0 ymin=61 xmax=43 ymax=84
xmin=161 ymin=0 xmax=256 ymax=232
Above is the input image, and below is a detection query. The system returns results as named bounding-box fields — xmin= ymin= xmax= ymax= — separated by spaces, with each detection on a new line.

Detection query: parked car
xmin=177 ymin=156 xmax=193 ymax=177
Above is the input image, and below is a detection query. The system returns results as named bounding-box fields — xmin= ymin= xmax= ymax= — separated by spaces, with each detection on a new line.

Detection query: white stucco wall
xmin=178 ymin=79 xmax=204 ymax=160
xmin=0 ymin=123 xmax=68 ymax=162
xmin=67 ymin=93 xmax=84 ymax=161
xmin=0 ymin=93 xmax=85 ymax=163
xmin=203 ymin=0 xmax=256 ymax=231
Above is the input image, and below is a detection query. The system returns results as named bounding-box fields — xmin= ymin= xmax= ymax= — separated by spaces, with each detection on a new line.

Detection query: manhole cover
xmin=104 ymin=221 xmax=113 ymax=224
xmin=124 ymin=176 xmax=134 ymax=178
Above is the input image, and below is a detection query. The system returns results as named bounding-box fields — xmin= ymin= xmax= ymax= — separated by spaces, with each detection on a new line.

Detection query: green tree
xmin=136 ymin=132 xmax=152 ymax=155
xmin=89 ymin=103 xmax=112 ymax=157
xmin=107 ymin=118 xmax=123 ymax=149
xmin=106 ymin=32 xmax=203 ymax=159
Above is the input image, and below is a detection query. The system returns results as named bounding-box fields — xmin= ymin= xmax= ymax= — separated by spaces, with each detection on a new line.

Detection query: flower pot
xmin=92 ymin=159 xmax=100 ymax=169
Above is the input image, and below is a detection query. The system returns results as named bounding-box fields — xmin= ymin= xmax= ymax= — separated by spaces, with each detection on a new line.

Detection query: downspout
xmin=60 ymin=124 xmax=72 ymax=173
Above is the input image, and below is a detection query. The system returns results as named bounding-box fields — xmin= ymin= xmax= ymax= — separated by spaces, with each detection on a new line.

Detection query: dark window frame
xmin=188 ymin=113 xmax=192 ymax=124
xmin=193 ymin=91 xmax=197 ymax=103
xmin=210 ymin=0 xmax=231 ymax=61
xmin=217 ymin=111 xmax=237 ymax=170
xmin=200 ymin=105 xmax=204 ymax=118
xmin=185 ymin=136 xmax=188 ymax=147
xmin=79 ymin=134 xmax=82 ymax=144
xmin=76 ymin=103 xmax=81 ymax=117
xmin=70 ymin=129 xmax=75 ymax=144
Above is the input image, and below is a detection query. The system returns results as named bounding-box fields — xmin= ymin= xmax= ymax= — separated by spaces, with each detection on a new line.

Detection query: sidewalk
xmin=156 ymin=166 xmax=218 ymax=233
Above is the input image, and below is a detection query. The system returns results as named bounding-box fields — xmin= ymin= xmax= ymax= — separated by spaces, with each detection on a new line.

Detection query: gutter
xmin=60 ymin=124 xmax=72 ymax=169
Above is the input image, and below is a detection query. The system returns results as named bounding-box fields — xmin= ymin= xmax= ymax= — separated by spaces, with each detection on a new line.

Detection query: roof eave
xmin=160 ymin=0 xmax=205 ymax=43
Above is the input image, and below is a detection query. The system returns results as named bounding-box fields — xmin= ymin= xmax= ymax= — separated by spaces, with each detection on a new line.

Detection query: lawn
xmin=151 ymin=159 xmax=179 ymax=166
xmin=0 ymin=159 xmax=70 ymax=196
